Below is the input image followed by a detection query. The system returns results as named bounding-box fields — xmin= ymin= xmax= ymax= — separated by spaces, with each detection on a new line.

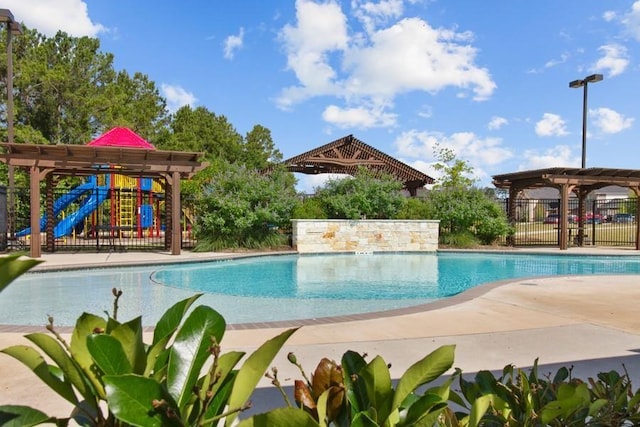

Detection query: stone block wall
xmin=291 ymin=219 xmax=439 ymax=253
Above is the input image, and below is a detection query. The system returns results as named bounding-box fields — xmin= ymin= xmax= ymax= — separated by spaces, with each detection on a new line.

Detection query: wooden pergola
xmin=0 ymin=142 xmax=207 ymax=258
xmin=280 ymin=134 xmax=434 ymax=195
xmin=493 ymin=167 xmax=640 ymax=250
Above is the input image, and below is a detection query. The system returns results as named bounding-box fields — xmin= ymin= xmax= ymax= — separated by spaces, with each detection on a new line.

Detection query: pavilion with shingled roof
xmin=0 ymin=127 xmax=207 ymax=258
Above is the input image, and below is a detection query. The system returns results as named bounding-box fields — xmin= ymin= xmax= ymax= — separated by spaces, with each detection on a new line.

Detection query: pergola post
xmin=559 ymin=184 xmax=571 ymax=250
xmin=633 ymin=188 xmax=640 ymax=250
xmin=170 ymin=171 xmax=181 ymax=255
xmin=29 ymin=166 xmax=41 ymax=258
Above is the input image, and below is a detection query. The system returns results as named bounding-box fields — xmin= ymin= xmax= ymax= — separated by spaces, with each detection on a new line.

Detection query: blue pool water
xmin=1 ymin=252 xmax=639 ymax=326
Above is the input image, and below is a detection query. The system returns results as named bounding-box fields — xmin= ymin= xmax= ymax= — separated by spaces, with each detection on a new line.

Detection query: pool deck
xmin=2 ymin=247 xmax=640 ymax=419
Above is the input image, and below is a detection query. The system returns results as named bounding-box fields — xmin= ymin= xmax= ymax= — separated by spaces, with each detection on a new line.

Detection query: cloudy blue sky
xmin=6 ymin=1 xmax=640 ymax=191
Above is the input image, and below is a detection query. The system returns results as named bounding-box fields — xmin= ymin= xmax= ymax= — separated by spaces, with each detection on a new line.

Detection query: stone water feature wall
xmin=291 ymin=219 xmax=439 ymax=253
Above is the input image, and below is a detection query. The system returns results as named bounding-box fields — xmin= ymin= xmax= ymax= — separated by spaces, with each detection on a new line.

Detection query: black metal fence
xmin=5 ymin=186 xmax=196 ymax=253
xmin=500 ymin=197 xmax=637 ymax=247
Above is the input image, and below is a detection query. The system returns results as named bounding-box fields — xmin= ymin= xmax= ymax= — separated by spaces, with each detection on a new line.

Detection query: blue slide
xmin=16 ymin=180 xmax=96 ymax=237
xmin=54 ymin=187 xmax=109 ymax=238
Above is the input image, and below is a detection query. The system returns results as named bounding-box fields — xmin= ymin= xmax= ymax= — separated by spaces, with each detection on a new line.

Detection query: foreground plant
xmin=0 ymin=291 xmax=297 ymax=426
xmin=242 ymin=345 xmax=458 ymax=426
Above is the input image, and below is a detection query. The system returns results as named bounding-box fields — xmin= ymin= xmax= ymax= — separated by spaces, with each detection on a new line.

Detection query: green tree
xmin=161 ymin=106 xmax=243 ymax=162
xmin=426 ymin=147 xmax=512 ymax=245
xmin=194 ymin=163 xmax=299 ymax=250
xmin=242 ymin=125 xmax=282 ymax=170
xmin=314 ymin=168 xmax=406 ymax=219
xmin=13 ymin=28 xmax=117 ymax=144
xmin=99 ymin=71 xmax=169 ymax=140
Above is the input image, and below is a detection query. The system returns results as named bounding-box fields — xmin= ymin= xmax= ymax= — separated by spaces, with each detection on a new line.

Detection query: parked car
xmin=543 ymin=214 xmax=577 ymax=224
xmin=584 ymin=213 xmax=602 ymax=224
xmin=612 ymin=213 xmax=635 ymax=223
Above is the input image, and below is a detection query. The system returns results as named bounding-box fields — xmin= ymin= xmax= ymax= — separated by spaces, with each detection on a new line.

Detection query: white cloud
xmin=521 ymin=145 xmax=577 ymax=169
xmin=322 ymin=104 xmax=397 ymax=128
xmin=277 ymin=0 xmax=496 ymax=120
xmin=161 ymin=84 xmax=197 ymax=113
xmin=603 ymin=10 xmax=617 ymax=22
xmin=593 ymin=44 xmax=629 ymax=76
xmin=544 ymin=52 xmax=570 ymax=69
xmin=223 ymin=28 xmax=245 ymax=60
xmin=621 ymin=1 xmax=640 ymax=41
xmin=352 ymin=0 xmax=404 ymax=33
xmin=488 ymin=116 xmax=508 ymax=130
xmin=277 ymin=0 xmax=349 ymax=109
xmin=394 ymin=129 xmax=513 ymax=167
xmin=590 ymin=107 xmax=634 ymax=134
xmin=535 ymin=113 xmax=568 ymax=137
xmin=3 ymin=0 xmax=106 ymax=37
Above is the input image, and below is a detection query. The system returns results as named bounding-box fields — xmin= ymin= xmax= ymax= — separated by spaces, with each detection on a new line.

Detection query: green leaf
xmin=392 ymin=345 xmax=455 ymax=411
xmin=87 ymin=334 xmax=133 ymax=375
xmin=468 ymin=394 xmax=493 ymax=427
xmin=401 ymin=393 xmax=447 ymax=426
xmin=70 ymin=312 xmax=107 ymax=399
xmin=359 ymin=356 xmax=393 ymax=423
xmin=0 ymin=405 xmax=52 ymax=427
xmin=152 ymin=294 xmax=202 ymax=346
xmin=342 ymin=350 xmax=369 ymax=414
xmin=24 ymin=332 xmax=97 ymax=409
xmin=104 ymin=374 xmax=181 ymax=427
xmin=0 ymin=253 xmax=43 ymax=293
xmin=224 ymin=327 xmax=298 ymax=427
xmin=110 ymin=316 xmax=146 ymax=374
xmin=1 ymin=345 xmax=79 ymax=406
xmin=237 ymin=407 xmax=320 ymax=427
xmin=167 ymin=305 xmax=226 ymax=411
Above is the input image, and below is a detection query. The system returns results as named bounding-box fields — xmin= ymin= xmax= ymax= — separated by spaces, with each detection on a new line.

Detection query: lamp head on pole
xmin=569 ymin=73 xmax=604 ymax=88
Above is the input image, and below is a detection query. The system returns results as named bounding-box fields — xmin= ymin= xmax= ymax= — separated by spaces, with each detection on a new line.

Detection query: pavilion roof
xmin=87 ymin=127 xmax=156 ymax=149
xmin=280 ymin=134 xmax=434 ymax=191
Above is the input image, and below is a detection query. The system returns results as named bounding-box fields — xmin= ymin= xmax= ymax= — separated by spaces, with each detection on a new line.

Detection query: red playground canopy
xmin=87 ymin=127 xmax=156 ymax=150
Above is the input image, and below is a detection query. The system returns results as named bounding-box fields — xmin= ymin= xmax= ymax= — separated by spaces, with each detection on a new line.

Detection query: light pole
xmin=0 ymin=9 xmax=20 ymax=241
xmin=569 ymin=73 xmax=603 ymax=168
xmin=569 ymin=73 xmax=603 ymax=247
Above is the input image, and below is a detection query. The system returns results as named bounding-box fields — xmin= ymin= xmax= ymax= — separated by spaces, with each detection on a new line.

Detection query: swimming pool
xmin=1 ymin=252 xmax=639 ymax=327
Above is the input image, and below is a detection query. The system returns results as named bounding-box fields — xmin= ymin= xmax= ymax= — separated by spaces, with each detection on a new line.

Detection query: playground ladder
xmin=119 ymin=189 xmax=135 ymax=238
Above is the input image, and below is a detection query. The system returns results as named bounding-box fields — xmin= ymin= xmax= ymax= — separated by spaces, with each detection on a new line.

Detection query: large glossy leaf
xmin=0 ymin=405 xmax=52 ymax=427
xmin=24 ymin=332 xmax=97 ymax=409
xmin=467 ymin=394 xmax=493 ymax=427
xmin=1 ymin=345 xmax=78 ymax=406
xmin=392 ymin=345 xmax=454 ymax=411
xmin=145 ymin=336 xmax=171 ymax=377
xmin=110 ymin=316 xmax=146 ymax=374
xmin=152 ymin=294 xmax=202 ymax=346
xmin=87 ymin=334 xmax=133 ymax=375
xmin=358 ymin=356 xmax=393 ymax=423
xmin=401 ymin=393 xmax=447 ymax=426
xmin=342 ymin=350 xmax=369 ymax=415
xmin=224 ymin=327 xmax=298 ymax=427
xmin=167 ymin=305 xmax=226 ymax=411
xmin=0 ymin=253 xmax=43 ymax=293
xmin=237 ymin=407 xmax=320 ymax=427
xmin=70 ymin=312 xmax=107 ymax=399
xmin=104 ymin=374 xmax=181 ymax=427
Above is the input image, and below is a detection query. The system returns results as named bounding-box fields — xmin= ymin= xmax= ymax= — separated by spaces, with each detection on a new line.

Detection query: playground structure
xmin=16 ymin=173 xmax=164 ymax=242
xmin=0 ymin=127 xmax=206 ymax=256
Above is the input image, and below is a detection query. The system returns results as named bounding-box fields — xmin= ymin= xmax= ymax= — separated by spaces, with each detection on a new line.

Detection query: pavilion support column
xmin=576 ymin=188 xmax=589 ymax=247
xmin=45 ymin=174 xmax=55 ymax=252
xmin=29 ymin=166 xmax=42 ymax=258
xmin=506 ymin=185 xmax=522 ymax=246
xmin=170 ymin=171 xmax=181 ymax=255
xmin=632 ymin=187 xmax=640 ymax=250
xmin=559 ymin=184 xmax=571 ymax=250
